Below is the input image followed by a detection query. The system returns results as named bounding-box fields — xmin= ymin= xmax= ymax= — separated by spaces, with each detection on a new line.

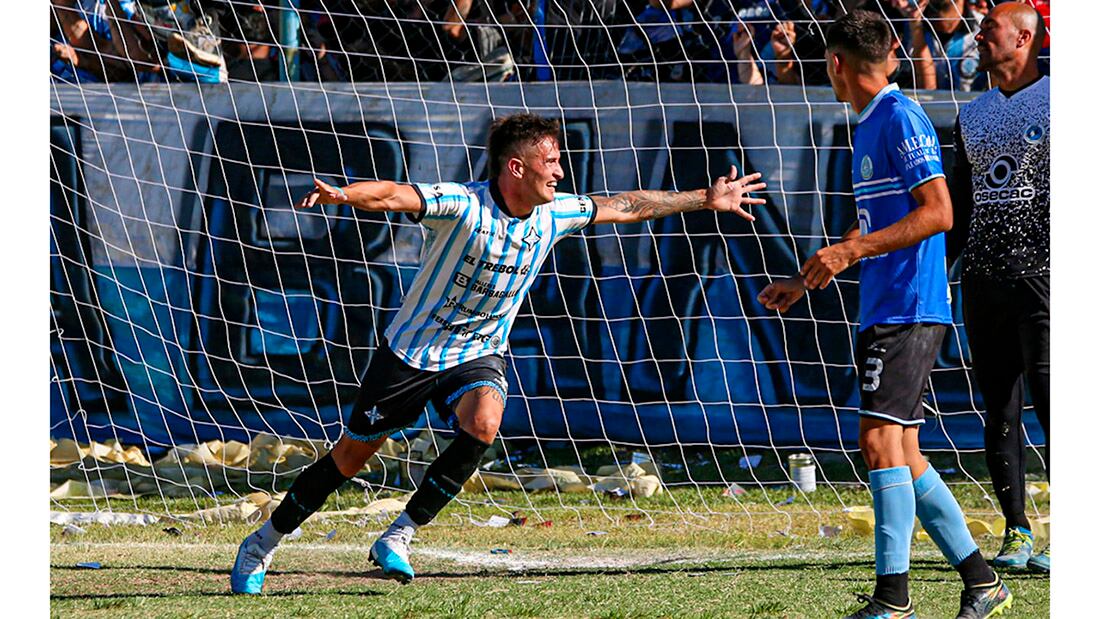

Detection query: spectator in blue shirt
xmin=901 ymin=0 xmax=987 ymax=91
xmin=618 ymin=0 xmax=713 ymax=82
xmin=51 ymin=0 xmax=161 ymax=82
xmin=52 ymin=0 xmax=226 ymax=83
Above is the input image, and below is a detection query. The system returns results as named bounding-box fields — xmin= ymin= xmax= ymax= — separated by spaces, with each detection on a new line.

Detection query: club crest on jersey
xmin=983 ymin=154 xmax=1018 ymax=189
xmin=522 ymin=227 xmax=542 ymax=247
xmin=1024 ymin=124 xmax=1045 ymax=144
xmin=860 ymin=155 xmax=874 ymax=180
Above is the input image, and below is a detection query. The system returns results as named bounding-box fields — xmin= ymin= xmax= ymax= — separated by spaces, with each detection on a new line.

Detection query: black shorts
xmin=344 ymin=343 xmax=508 ymax=443
xmin=856 ymin=322 xmax=947 ymax=426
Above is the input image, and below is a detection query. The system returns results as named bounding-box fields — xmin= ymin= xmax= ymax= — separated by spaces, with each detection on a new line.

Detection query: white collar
xmin=858 ymin=83 xmax=900 ymax=124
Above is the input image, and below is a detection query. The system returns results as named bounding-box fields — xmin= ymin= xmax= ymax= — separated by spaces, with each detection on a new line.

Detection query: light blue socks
xmin=913 ymin=464 xmax=979 ymax=566
xmin=870 ymin=466 xmax=915 ymax=576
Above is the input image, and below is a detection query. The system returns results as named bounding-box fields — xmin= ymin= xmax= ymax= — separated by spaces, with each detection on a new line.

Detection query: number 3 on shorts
xmin=863 ymin=355 xmax=883 ymax=392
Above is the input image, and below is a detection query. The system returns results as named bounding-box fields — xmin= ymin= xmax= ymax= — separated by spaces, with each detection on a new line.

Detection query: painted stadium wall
xmin=49 ymin=82 xmax=1043 ymax=452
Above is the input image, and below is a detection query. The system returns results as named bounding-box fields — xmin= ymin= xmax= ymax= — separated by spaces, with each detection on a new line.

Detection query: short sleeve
xmin=549 ymin=193 xmax=597 ymax=241
xmin=408 ymin=182 xmax=472 ymax=224
xmin=885 ymin=106 xmax=946 ymax=191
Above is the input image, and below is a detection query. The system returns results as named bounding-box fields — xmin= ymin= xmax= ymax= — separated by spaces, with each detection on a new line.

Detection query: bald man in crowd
xmin=946 ymin=1 xmax=1050 ymax=574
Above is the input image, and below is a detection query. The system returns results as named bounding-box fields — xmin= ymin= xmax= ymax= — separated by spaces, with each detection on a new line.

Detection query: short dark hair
xmin=825 ymin=9 xmax=894 ymax=64
xmin=487 ymin=113 xmax=560 ymax=177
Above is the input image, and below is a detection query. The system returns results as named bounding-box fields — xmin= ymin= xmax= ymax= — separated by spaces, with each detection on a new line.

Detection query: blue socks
xmin=871 ymin=466 xmax=915 ymax=577
xmin=913 ymin=464 xmax=979 ymax=565
xmin=914 ymin=464 xmax=996 ymax=589
xmin=870 ymin=466 xmax=914 ymax=606
xmin=869 ymin=464 xmax=996 ymax=603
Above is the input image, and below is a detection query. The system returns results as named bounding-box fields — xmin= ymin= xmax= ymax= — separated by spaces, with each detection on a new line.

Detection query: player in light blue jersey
xmin=756 ymin=11 xmax=1010 ymax=619
xmin=230 ymin=113 xmax=767 ymax=592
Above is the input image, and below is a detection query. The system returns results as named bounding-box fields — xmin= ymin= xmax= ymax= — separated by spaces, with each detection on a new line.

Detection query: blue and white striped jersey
xmin=385 ymin=181 xmax=596 ymax=371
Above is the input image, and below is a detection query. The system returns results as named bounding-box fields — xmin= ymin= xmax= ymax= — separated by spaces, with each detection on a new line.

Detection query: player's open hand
xmin=800 ymin=243 xmax=860 ymax=289
xmin=295 ymin=178 xmax=348 ymax=209
xmin=706 ymin=166 xmax=767 ymax=222
xmin=757 ymin=277 xmax=806 ymax=313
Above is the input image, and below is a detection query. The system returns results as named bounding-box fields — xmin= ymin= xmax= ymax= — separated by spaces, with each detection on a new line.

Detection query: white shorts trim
xmin=858 ymin=409 xmax=926 ymax=426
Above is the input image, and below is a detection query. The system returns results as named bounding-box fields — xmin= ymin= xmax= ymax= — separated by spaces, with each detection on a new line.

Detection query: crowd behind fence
xmin=50 ymin=0 xmax=1049 ymax=89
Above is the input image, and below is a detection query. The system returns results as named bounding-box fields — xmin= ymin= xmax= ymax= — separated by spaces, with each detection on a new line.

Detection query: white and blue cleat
xmin=369 ymin=525 xmax=416 ymax=584
xmin=230 ymin=534 xmax=278 ymax=594
xmin=991 ymin=527 xmax=1033 ymax=570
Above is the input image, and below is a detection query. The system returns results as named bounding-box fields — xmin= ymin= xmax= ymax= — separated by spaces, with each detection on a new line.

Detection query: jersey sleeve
xmin=548 ymin=193 xmax=598 ymax=241
xmin=885 ymin=105 xmax=946 ymax=191
xmin=408 ymin=182 xmax=472 ymax=225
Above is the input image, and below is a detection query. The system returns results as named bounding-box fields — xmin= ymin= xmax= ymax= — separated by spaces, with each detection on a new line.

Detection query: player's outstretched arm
xmin=589 ymin=166 xmax=766 ymax=225
xmin=757 ymin=221 xmax=861 ymax=311
xmin=800 ymin=178 xmax=953 ymax=289
xmin=757 ymin=276 xmax=807 ymax=313
xmin=295 ymin=178 xmax=423 ymax=214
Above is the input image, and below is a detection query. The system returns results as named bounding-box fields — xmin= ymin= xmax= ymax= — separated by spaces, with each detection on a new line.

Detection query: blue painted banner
xmin=48 ymin=83 xmax=1044 ymax=454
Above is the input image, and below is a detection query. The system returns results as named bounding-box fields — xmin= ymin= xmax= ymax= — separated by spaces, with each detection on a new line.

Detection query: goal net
xmin=49 ymin=0 xmax=1048 ymax=534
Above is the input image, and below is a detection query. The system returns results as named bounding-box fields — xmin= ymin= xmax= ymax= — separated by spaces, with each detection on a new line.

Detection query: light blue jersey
xmin=385 ymin=181 xmax=596 ymax=371
xmin=919 ymin=10 xmax=987 ymax=93
xmin=853 ymin=83 xmax=951 ymax=330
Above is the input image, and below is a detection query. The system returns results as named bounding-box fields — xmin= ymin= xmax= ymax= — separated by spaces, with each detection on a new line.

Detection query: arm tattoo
xmin=599 ymin=189 xmax=707 ymax=221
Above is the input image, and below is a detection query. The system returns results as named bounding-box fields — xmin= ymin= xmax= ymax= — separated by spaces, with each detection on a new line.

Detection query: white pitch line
xmin=52 ymin=541 xmax=376 ymax=553
xmin=50 ymin=541 xmax=949 ymax=571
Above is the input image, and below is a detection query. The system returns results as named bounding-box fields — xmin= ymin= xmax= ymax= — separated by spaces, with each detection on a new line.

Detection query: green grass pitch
xmin=50 ymin=486 xmax=1049 ymax=618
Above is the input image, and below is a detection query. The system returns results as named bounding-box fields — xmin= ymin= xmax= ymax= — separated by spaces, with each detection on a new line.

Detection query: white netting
xmin=49 ymin=0 xmax=1049 ymax=532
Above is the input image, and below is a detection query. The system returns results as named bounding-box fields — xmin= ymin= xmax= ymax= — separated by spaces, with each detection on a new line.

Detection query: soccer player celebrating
xmin=757 ymin=11 xmax=1010 ymax=619
xmin=230 ymin=113 xmax=767 ymax=593
xmin=946 ymin=1 xmax=1049 ymax=573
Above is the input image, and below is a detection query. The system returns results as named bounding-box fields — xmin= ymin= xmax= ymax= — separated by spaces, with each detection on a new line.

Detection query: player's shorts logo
xmin=983 ymin=154 xmax=1018 ymax=190
xmin=860 ymin=155 xmax=874 ymax=180
xmin=1024 ymin=124 xmax=1045 ymax=144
